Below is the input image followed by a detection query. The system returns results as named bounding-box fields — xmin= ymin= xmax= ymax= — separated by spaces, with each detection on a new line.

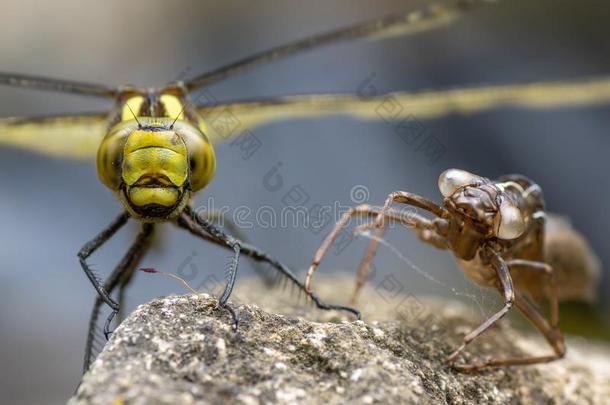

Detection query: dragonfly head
xmin=439 ymin=169 xmax=525 ymax=241
xmin=97 ymin=118 xmax=216 ymax=221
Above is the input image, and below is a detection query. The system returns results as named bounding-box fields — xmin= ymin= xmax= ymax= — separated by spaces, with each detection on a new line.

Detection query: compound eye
xmin=188 ymin=142 xmax=216 ymax=191
xmin=97 ymin=122 xmax=136 ymax=190
xmin=495 ymin=199 xmax=525 ymax=239
xmin=438 ymin=169 xmax=481 ymax=197
xmin=173 ymin=122 xmax=216 ymax=191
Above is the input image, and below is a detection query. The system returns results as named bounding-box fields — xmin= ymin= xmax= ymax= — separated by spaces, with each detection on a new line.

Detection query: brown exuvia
xmin=306 ymin=169 xmax=601 ymax=371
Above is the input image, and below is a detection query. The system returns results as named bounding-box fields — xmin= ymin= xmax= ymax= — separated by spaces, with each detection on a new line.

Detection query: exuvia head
xmin=438 ymin=169 xmax=525 ymax=240
xmin=96 ymin=117 xmax=216 ymax=221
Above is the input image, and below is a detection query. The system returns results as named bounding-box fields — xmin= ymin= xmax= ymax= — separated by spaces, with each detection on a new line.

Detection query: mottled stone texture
xmin=71 ymin=278 xmax=610 ymax=405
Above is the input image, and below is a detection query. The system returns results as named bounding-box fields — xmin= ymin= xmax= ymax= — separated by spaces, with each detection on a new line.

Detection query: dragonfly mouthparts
xmin=134 ymin=174 xmax=174 ymax=187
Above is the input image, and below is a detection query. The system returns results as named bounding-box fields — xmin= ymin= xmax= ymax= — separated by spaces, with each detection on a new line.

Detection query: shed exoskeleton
xmin=306 ymin=169 xmax=600 ymax=371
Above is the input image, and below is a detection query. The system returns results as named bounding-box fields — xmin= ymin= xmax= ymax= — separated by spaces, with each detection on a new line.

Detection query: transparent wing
xmin=0 ymin=72 xmax=117 ymax=98
xmin=0 ymin=113 xmax=108 ymax=159
xmin=197 ymin=75 xmax=610 ymax=143
xmin=184 ymin=1 xmax=493 ymax=90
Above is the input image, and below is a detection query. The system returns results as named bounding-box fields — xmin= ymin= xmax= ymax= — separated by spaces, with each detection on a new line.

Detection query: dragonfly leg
xmin=451 ymin=260 xmax=565 ymax=371
xmin=178 ymin=207 xmax=361 ymax=320
xmin=77 ymin=213 xmax=129 ymax=321
xmin=353 ymin=192 xmax=448 ymax=298
xmin=452 ymin=291 xmax=565 ymax=372
xmin=304 ymin=203 xmax=429 ymax=304
xmin=199 ymin=207 xmax=276 ymax=286
xmin=83 ymin=223 xmax=154 ymax=373
xmin=505 ymin=259 xmax=559 ymax=327
xmin=182 ymin=208 xmax=242 ymax=328
xmin=446 ymin=248 xmax=515 ymax=370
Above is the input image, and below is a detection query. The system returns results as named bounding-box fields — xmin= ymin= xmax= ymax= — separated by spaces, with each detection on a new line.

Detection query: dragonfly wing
xmin=197 ymin=75 xmax=610 ymax=143
xmin=0 ymin=72 xmax=116 ymax=98
xmin=0 ymin=112 xmax=108 ymax=159
xmin=184 ymin=1 xmax=491 ymax=90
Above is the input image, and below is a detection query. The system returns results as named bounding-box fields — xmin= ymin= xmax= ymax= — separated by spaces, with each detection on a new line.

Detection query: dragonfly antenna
xmin=170 ymin=103 xmax=187 ymax=129
xmin=126 ymin=102 xmax=142 ymax=128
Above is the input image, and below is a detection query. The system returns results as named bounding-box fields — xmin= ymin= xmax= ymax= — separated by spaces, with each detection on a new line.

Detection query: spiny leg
xmin=114 ymin=253 xmax=144 ymax=324
xmin=116 ymin=260 xmax=141 ymax=323
xmin=450 ymin=259 xmax=565 ymax=370
xmin=352 ymin=191 xmax=448 ymax=303
xmin=116 ymin=284 xmax=128 ymax=324
xmin=505 ymin=259 xmax=559 ymax=327
xmin=181 ymin=208 xmax=242 ymax=327
xmin=77 ymin=213 xmax=130 ymax=330
xmin=83 ymin=223 xmax=154 ymax=373
xmin=199 ymin=207 xmax=276 ymax=286
xmin=514 ymin=290 xmax=565 ymax=363
xmin=353 ymin=220 xmax=450 ymax=305
xmin=378 ymin=191 xmax=447 ymax=221
xmin=351 ymin=226 xmax=385 ymax=305
xmin=355 ymin=191 xmax=446 ymax=235
xmin=306 ymin=205 xmax=373 ymax=293
xmin=304 ymin=194 xmax=446 ymax=301
xmin=452 ymin=290 xmax=565 ymax=372
xmin=108 ymin=223 xmax=155 ymax=326
xmin=304 ymin=203 xmax=431 ymax=298
xmin=178 ymin=207 xmax=361 ymax=319
xmin=446 ymin=248 xmax=515 ymax=369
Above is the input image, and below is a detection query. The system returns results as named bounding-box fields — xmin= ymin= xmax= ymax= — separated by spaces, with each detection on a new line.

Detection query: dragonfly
xmin=1 ymin=0 xmax=607 ymax=371
xmin=1 ymin=1 xmax=501 ymax=372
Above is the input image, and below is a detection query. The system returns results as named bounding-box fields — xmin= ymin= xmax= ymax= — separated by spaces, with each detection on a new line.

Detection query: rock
xmin=70 ymin=277 xmax=610 ymax=405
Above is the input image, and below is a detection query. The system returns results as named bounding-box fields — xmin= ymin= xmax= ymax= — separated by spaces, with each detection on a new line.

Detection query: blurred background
xmin=1 ymin=1 xmax=609 ymax=403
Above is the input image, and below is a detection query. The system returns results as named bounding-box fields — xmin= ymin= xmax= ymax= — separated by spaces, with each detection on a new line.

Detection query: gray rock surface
xmin=71 ymin=277 xmax=610 ymax=405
